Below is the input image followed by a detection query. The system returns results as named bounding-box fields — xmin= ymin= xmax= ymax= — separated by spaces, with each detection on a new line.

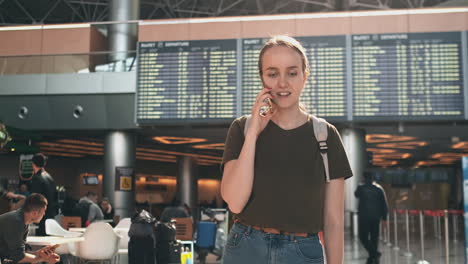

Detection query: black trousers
xmin=358 ymin=217 xmax=380 ymax=258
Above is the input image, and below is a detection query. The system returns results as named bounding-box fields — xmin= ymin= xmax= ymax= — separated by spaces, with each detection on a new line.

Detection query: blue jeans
xmin=222 ymin=222 xmax=324 ymax=264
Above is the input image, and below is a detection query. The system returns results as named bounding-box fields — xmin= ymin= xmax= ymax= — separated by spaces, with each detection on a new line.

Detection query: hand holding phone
xmin=37 ymin=244 xmax=59 ymax=258
xmin=259 ymin=98 xmax=272 ymax=117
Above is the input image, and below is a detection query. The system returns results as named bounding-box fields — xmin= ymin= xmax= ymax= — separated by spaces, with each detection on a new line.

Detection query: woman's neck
xmin=271 ymin=107 xmax=308 ymax=130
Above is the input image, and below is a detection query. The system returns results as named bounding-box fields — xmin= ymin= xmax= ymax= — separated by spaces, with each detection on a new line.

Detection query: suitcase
xmin=128 ymin=236 xmax=156 ymax=264
xmin=196 ymin=221 xmax=216 ymax=248
xmin=156 ymin=240 xmax=181 ymax=264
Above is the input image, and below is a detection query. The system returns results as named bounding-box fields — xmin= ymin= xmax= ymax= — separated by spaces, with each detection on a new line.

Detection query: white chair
xmin=45 ymin=219 xmax=82 ymax=256
xmin=69 ymin=222 xmax=121 ymax=264
xmin=46 ymin=219 xmax=82 ymax=237
xmin=114 ymin=217 xmax=131 ymax=229
xmin=114 ymin=218 xmax=131 ymax=264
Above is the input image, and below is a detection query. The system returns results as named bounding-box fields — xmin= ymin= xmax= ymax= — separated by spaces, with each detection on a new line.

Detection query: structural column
xmin=109 ymin=0 xmax=139 ymax=69
xmin=177 ymin=156 xmax=198 ymax=221
xmin=340 ymin=128 xmax=366 ymax=238
xmin=104 ymin=131 xmax=136 ymax=218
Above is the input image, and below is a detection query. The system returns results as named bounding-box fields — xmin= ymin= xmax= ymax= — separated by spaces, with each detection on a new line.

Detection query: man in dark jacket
xmin=355 ymin=172 xmax=388 ymax=264
xmin=0 ymin=193 xmax=60 ymax=264
xmin=30 ymin=153 xmax=57 ymax=236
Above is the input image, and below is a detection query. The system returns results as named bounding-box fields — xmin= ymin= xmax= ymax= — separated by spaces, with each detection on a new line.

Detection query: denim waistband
xmin=233 ymin=221 xmax=319 ymax=239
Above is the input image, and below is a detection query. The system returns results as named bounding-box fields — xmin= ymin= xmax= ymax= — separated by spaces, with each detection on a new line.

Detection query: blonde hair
xmin=258 ymin=35 xmax=310 ymax=77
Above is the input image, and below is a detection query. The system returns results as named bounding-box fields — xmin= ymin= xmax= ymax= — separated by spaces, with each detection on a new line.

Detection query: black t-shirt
xmin=222 ymin=115 xmax=353 ymax=233
xmin=31 ymin=169 xmax=57 ymax=218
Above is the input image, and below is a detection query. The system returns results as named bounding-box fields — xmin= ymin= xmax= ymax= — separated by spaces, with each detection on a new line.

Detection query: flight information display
xmin=241 ymin=38 xmax=264 ymax=116
xmin=353 ymin=32 xmax=464 ymax=120
xmin=136 ymin=31 xmax=467 ymax=124
xmin=136 ymin=39 xmax=237 ymax=123
xmin=241 ymin=36 xmax=348 ymax=120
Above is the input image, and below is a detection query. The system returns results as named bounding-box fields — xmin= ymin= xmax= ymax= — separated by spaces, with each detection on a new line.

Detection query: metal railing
xmin=380 ymin=208 xmax=464 ymax=264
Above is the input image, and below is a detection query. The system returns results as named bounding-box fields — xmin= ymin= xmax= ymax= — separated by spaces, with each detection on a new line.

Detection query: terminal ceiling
xmin=0 ymin=0 xmax=459 ymax=25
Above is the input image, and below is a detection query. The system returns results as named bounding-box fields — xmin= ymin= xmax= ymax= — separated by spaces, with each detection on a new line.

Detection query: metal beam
xmin=79 ymin=0 xmax=90 ymax=21
xmin=218 ymin=0 xmax=244 ymax=15
xmin=174 ymin=9 xmax=215 ymax=15
xmin=141 ymin=1 xmax=166 ymax=8
xmin=351 ymin=1 xmax=385 ymax=9
xmin=190 ymin=0 xmax=198 ymax=17
xmin=294 ymin=0 xmax=334 ymax=9
xmin=256 ymin=0 xmax=264 ymax=13
xmin=13 ymin=0 xmax=36 ymax=23
xmin=174 ymin=0 xmax=188 ymax=8
xmin=40 ymin=0 xmax=62 ymax=23
xmin=63 ymin=0 xmax=86 ymax=21
xmin=146 ymin=5 xmax=159 ymax=19
xmin=217 ymin=0 xmax=224 ymax=15
xmin=91 ymin=0 xmax=100 ymax=21
xmin=163 ymin=0 xmax=177 ymax=18
xmin=68 ymin=0 xmax=108 ymax=5
xmin=267 ymin=0 xmax=295 ymax=14
xmin=96 ymin=6 xmax=108 ymax=21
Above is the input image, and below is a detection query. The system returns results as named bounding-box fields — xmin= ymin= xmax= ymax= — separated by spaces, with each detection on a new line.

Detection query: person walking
xmin=30 ymin=153 xmax=57 ymax=236
xmin=355 ymin=172 xmax=388 ymax=264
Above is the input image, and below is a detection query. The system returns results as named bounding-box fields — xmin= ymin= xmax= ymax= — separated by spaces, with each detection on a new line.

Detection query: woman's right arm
xmin=221 ymin=88 xmax=274 ymax=214
xmin=221 ymin=132 xmax=258 ymax=214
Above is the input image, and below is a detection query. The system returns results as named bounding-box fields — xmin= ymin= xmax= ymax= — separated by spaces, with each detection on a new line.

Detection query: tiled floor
xmin=344 ymin=233 xmax=465 ymax=264
xmin=201 ymin=231 xmax=465 ymax=263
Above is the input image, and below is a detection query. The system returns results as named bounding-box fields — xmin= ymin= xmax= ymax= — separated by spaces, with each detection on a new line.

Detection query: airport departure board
xmin=136 ymin=39 xmax=237 ymax=123
xmin=300 ymin=36 xmax=348 ymax=119
xmin=353 ymin=32 xmax=464 ymax=120
xmin=241 ymin=38 xmax=264 ymax=116
xmin=136 ymin=31 xmax=467 ymax=125
xmin=241 ymin=36 xmax=348 ymax=120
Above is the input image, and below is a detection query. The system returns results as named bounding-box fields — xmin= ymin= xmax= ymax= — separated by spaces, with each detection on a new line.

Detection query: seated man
xmin=0 ymin=193 xmax=60 ymax=264
xmin=78 ymin=191 xmax=104 ymax=226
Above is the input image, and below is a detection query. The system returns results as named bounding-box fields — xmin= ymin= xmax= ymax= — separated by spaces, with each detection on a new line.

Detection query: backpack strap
xmin=311 ymin=115 xmax=330 ymax=183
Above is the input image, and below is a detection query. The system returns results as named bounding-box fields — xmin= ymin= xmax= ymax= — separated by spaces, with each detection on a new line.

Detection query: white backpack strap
xmin=243 ymin=115 xmax=252 ymax=137
xmin=311 ymin=115 xmax=330 ymax=183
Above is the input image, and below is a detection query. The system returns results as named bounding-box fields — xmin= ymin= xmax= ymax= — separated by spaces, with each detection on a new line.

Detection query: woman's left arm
xmin=323 ymin=177 xmax=345 ymax=264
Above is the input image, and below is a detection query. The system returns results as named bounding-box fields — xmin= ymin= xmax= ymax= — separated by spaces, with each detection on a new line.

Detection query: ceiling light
xmin=453 ymin=142 xmax=468 ymax=150
xmin=42 ymin=151 xmax=84 ymax=158
xmin=153 ymin=136 xmax=207 ymax=145
xmin=193 ymin=143 xmax=225 ymax=150
xmin=376 ymin=141 xmax=428 ymax=149
xmin=55 ymin=139 xmax=104 ymax=147
xmin=366 ymin=148 xmax=397 ymax=154
xmin=366 ymin=134 xmax=416 ymax=143
xmin=373 ymin=153 xmax=411 ymax=159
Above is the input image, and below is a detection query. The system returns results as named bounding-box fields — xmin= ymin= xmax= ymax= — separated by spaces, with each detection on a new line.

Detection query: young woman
xmin=221 ymin=36 xmax=353 ymax=264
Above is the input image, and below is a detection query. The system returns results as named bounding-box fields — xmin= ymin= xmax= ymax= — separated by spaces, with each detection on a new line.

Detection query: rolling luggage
xmin=128 ymin=210 xmax=157 ymax=264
